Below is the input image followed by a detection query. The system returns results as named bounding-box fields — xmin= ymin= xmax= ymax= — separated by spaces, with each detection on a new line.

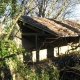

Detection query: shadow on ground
xmin=0 ymin=61 xmax=12 ymax=80
xmin=27 ymin=52 xmax=80 ymax=80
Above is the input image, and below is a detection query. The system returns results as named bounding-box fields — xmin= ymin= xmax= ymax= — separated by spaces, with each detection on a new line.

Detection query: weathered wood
xmin=35 ymin=36 xmax=39 ymax=62
xmin=47 ymin=48 xmax=54 ymax=58
xmin=24 ymin=24 xmax=42 ymax=33
xmin=22 ymin=33 xmax=52 ymax=36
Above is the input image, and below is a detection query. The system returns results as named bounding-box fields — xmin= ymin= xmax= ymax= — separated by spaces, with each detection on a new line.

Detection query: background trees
xmin=23 ymin=0 xmax=80 ymax=19
xmin=1 ymin=0 xmax=80 ymax=20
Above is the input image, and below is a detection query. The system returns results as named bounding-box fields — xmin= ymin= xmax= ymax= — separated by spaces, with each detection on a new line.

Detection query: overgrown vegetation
xmin=0 ymin=40 xmax=80 ymax=80
xmin=0 ymin=40 xmax=59 ymax=80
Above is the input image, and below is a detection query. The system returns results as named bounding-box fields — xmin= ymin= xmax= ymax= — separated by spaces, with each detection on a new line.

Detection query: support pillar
xmin=57 ymin=47 xmax=59 ymax=56
xmin=35 ymin=36 xmax=39 ymax=62
xmin=47 ymin=48 xmax=54 ymax=58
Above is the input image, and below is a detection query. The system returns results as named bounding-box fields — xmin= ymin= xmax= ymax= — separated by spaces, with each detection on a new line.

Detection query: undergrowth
xmin=0 ymin=40 xmax=59 ymax=80
xmin=0 ymin=40 xmax=80 ymax=80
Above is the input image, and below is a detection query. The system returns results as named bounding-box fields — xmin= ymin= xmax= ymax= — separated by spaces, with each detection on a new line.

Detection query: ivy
xmin=0 ymin=40 xmax=16 ymax=58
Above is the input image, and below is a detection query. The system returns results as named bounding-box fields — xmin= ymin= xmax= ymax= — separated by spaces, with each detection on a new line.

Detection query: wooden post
xmin=47 ymin=48 xmax=54 ymax=58
xmin=79 ymin=37 xmax=80 ymax=50
xmin=57 ymin=47 xmax=59 ymax=56
xmin=53 ymin=48 xmax=54 ymax=57
xmin=35 ymin=36 xmax=39 ymax=62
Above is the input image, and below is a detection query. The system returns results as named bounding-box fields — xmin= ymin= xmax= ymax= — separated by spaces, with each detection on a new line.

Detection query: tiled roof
xmin=19 ymin=16 xmax=80 ymax=37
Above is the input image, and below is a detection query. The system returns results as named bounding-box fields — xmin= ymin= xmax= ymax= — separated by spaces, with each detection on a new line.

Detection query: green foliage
xmin=0 ymin=40 xmax=59 ymax=80
xmin=0 ymin=40 xmax=17 ymax=58
xmin=0 ymin=0 xmax=11 ymax=15
xmin=14 ymin=62 xmax=59 ymax=80
xmin=0 ymin=3 xmax=6 ymax=15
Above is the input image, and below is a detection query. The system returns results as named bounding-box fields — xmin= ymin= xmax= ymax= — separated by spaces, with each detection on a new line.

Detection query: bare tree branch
xmin=4 ymin=0 xmax=34 ymax=40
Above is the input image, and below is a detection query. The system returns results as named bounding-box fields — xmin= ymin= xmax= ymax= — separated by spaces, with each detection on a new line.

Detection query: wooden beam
xmin=22 ymin=33 xmax=52 ymax=36
xmin=24 ymin=24 xmax=42 ymax=33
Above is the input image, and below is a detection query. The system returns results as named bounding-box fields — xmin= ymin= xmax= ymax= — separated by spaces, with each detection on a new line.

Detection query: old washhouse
xmin=18 ymin=16 xmax=80 ymax=62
